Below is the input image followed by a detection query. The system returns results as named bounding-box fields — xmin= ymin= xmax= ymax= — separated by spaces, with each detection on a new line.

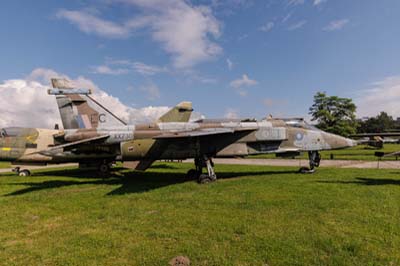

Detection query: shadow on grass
xmin=3 ymin=166 xmax=299 ymax=196
xmin=318 ymin=177 xmax=400 ymax=186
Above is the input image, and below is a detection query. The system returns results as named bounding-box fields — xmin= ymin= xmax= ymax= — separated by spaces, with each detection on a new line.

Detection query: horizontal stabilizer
xmin=48 ymin=88 xmax=92 ymax=95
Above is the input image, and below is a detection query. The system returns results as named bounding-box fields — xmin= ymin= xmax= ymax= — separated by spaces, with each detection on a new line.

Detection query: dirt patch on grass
xmin=169 ymin=256 xmax=190 ymax=266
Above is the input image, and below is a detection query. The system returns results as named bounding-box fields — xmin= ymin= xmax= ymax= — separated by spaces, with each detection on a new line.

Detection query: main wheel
xmin=18 ymin=170 xmax=31 ymax=177
xmin=97 ymin=163 xmax=111 ymax=177
xmin=198 ymin=174 xmax=213 ymax=184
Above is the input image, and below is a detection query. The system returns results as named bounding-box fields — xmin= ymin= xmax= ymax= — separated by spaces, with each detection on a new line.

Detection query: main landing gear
xmin=299 ymin=151 xmax=321 ymax=174
xmin=186 ymin=155 xmax=217 ymax=184
xmin=97 ymin=161 xmax=112 ymax=177
xmin=12 ymin=167 xmax=31 ymax=177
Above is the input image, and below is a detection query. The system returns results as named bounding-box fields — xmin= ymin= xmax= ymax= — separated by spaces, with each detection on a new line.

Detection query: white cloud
xmin=91 ymin=65 xmax=130 ymax=75
xmin=282 ymin=13 xmax=292 ymax=23
xmin=226 ymin=58 xmax=234 ymax=70
xmin=57 ymin=1 xmax=222 ymax=68
xmin=140 ymin=83 xmax=161 ymax=100
xmin=355 ymin=76 xmax=400 ymax=118
xmin=0 ymin=68 xmax=174 ymax=128
xmin=288 ymin=20 xmax=307 ymax=31
xmin=224 ymin=108 xmax=239 ymax=119
xmin=323 ymin=19 xmax=349 ymax=31
xmin=56 ymin=9 xmax=131 ymax=38
xmin=230 ymin=74 xmax=258 ymax=88
xmin=0 ymin=80 xmax=61 ymax=129
xmin=92 ymin=60 xmax=167 ymax=76
xmin=131 ymin=62 xmax=167 ymax=76
xmin=260 ymin=22 xmax=274 ymax=32
xmin=313 ymin=0 xmax=327 ymax=6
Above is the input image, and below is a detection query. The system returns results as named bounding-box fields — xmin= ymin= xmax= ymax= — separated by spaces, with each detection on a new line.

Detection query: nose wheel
xmin=12 ymin=167 xmax=31 ymax=177
xmin=299 ymin=151 xmax=321 ymax=174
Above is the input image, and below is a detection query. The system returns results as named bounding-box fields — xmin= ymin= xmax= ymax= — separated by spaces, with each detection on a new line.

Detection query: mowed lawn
xmin=0 ymin=163 xmax=399 ymax=266
xmin=0 ymin=162 xmax=10 ymax=169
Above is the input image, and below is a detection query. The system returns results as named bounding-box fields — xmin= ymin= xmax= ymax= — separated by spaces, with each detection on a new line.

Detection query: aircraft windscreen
xmin=285 ymin=120 xmax=321 ymax=131
xmin=2 ymin=127 xmax=25 ymax=137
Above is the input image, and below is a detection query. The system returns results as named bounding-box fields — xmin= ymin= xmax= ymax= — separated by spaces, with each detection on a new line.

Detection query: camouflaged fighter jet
xmin=0 ymin=78 xmax=356 ymax=182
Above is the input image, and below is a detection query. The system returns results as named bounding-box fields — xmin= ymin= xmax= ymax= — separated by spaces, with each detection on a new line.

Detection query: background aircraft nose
xmin=347 ymin=138 xmax=358 ymax=147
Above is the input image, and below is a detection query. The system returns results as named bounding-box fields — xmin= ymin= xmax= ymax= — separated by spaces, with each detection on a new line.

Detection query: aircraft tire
xmin=299 ymin=167 xmax=315 ymax=174
xmin=19 ymin=170 xmax=31 ymax=177
xmin=198 ymin=174 xmax=213 ymax=184
xmin=97 ymin=163 xmax=111 ymax=177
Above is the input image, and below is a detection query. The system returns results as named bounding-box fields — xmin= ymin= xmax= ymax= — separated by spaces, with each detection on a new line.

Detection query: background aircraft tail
xmin=157 ymin=101 xmax=193 ymax=123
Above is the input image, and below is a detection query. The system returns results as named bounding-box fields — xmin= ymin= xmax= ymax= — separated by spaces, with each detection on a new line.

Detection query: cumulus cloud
xmin=57 ymin=0 xmax=222 ymax=68
xmin=260 ymin=21 xmax=274 ymax=32
xmin=230 ymin=74 xmax=258 ymax=88
xmin=0 ymin=68 xmax=176 ymax=128
xmin=323 ymin=19 xmax=349 ymax=31
xmin=355 ymin=76 xmax=400 ymax=118
xmin=288 ymin=20 xmax=307 ymax=31
xmin=0 ymin=80 xmax=61 ymax=129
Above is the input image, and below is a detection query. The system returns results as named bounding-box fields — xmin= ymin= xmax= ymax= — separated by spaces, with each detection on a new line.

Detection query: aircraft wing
xmin=153 ymin=127 xmax=257 ymax=139
xmin=31 ymin=135 xmax=110 ymax=156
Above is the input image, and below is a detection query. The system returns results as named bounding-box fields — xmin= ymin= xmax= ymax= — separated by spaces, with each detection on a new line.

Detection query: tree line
xmin=308 ymin=92 xmax=400 ymax=137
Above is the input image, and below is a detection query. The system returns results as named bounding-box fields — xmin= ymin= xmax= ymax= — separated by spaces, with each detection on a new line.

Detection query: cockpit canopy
xmin=0 ymin=127 xmax=27 ymax=138
xmin=284 ymin=119 xmax=321 ymax=131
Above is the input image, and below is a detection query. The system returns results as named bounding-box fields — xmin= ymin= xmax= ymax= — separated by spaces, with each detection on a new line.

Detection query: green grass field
xmin=0 ymin=162 xmax=10 ymax=169
xmin=251 ymin=144 xmax=400 ymax=161
xmin=0 ymin=163 xmax=399 ymax=265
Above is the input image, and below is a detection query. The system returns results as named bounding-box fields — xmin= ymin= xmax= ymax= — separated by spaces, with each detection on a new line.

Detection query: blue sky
xmin=1 ymin=0 xmax=400 ymax=123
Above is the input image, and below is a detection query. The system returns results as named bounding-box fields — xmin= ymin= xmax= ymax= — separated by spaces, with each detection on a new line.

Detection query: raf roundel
xmin=295 ymin=132 xmax=303 ymax=141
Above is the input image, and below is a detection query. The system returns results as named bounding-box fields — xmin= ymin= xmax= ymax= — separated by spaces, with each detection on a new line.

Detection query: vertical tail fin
xmin=157 ymin=101 xmax=193 ymax=123
xmin=49 ymin=78 xmax=127 ymax=129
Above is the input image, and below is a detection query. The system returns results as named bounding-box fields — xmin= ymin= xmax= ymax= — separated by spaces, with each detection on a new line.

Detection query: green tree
xmin=357 ymin=112 xmax=395 ymax=133
xmin=309 ymin=92 xmax=358 ymax=137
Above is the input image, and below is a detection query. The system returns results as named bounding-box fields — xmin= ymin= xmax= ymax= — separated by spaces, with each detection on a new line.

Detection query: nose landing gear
xmin=299 ymin=151 xmax=321 ymax=174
